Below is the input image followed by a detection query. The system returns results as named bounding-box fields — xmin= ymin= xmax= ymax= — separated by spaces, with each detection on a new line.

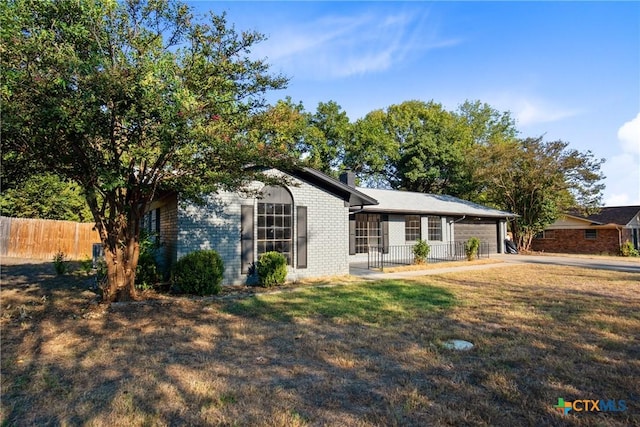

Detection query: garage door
xmin=454 ymin=219 xmax=499 ymax=253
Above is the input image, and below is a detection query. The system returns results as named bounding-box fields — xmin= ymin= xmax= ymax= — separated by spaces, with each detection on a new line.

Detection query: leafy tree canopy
xmin=0 ymin=173 xmax=93 ymax=222
xmin=474 ymin=137 xmax=605 ymax=250
xmin=1 ymin=0 xmax=295 ymax=301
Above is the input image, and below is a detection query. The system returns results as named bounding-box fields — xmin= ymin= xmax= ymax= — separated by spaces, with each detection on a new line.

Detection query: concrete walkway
xmin=349 ymin=253 xmax=640 ymax=280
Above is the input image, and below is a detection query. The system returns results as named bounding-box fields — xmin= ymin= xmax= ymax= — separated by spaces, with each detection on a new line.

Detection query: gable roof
xmin=570 ymin=206 xmax=640 ymax=226
xmin=291 ymin=168 xmax=378 ymax=207
xmin=355 ymin=187 xmax=516 ymax=218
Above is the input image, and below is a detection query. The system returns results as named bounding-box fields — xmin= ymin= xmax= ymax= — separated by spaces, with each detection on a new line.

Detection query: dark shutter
xmin=349 ymin=214 xmax=356 ymax=255
xmin=155 ymin=208 xmax=161 ymax=233
xmin=382 ymin=214 xmax=389 ymax=254
xmin=297 ymin=206 xmax=307 ymax=269
xmin=241 ymin=205 xmax=254 ymax=274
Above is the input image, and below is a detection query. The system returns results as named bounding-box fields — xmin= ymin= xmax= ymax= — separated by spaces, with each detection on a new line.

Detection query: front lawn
xmin=1 ymin=262 xmax=638 ymax=426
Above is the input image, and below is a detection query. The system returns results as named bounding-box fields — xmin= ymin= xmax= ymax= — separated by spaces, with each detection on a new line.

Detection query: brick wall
xmin=531 ymin=228 xmax=630 ymax=255
xmin=155 ymin=193 xmax=178 ymax=274
xmin=176 ymin=171 xmax=350 ymax=285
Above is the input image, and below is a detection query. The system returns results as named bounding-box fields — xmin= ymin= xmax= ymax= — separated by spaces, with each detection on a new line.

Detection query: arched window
xmin=257 ymin=186 xmax=293 ymax=264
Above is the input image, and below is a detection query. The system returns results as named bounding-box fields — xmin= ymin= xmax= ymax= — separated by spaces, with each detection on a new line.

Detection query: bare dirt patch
xmin=1 ymin=260 xmax=638 ymax=426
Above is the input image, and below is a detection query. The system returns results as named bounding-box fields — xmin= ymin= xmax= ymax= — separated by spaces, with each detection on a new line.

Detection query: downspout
xmin=449 ymin=215 xmax=466 ymax=239
xmin=448 ymin=215 xmax=466 ymax=254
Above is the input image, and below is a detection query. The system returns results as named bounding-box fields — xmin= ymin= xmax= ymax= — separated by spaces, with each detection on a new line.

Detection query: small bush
xmin=79 ymin=255 xmax=93 ymax=275
xmin=620 ymin=240 xmax=639 ymax=257
xmin=256 ymin=251 xmax=288 ymax=288
xmin=136 ymin=230 xmax=161 ymax=290
xmin=413 ymin=239 xmax=431 ymax=264
xmin=52 ymin=251 xmax=69 ymax=275
xmin=172 ymin=250 xmax=224 ymax=295
xmin=465 ymin=237 xmax=481 ymax=261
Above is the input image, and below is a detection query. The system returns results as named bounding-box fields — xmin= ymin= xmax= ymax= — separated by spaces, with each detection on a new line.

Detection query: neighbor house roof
xmin=355 ymin=187 xmax=516 ymax=218
xmin=583 ymin=206 xmax=640 ymax=226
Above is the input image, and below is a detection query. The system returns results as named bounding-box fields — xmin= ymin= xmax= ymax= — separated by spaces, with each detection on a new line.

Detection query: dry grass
xmin=382 ymin=258 xmax=501 ymax=273
xmin=1 ymin=260 xmax=638 ymax=426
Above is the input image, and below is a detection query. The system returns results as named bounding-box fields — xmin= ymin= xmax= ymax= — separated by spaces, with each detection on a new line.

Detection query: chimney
xmin=339 ymin=171 xmax=356 ymax=188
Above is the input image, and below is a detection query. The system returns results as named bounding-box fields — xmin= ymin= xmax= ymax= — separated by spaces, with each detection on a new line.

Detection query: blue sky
xmin=190 ymin=1 xmax=640 ymax=206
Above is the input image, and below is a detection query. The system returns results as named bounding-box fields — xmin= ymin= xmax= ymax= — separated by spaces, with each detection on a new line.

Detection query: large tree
xmin=475 ymin=137 xmax=605 ymax=251
xmin=345 ymin=100 xmax=472 ymax=194
xmin=2 ymin=0 xmax=295 ymax=301
xmin=0 ymin=173 xmax=93 ymax=221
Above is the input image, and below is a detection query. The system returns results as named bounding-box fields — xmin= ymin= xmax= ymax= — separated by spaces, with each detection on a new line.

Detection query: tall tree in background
xmin=299 ymin=101 xmax=352 ymax=175
xmin=475 ymin=137 xmax=605 ymax=251
xmin=0 ymin=173 xmax=93 ymax=221
xmin=345 ymin=109 xmax=399 ymax=187
xmin=389 ymin=100 xmax=472 ymax=195
xmin=345 ymin=100 xmax=472 ymax=195
xmin=2 ymin=0 xmax=294 ymax=302
xmin=455 ymin=100 xmax=519 ymax=202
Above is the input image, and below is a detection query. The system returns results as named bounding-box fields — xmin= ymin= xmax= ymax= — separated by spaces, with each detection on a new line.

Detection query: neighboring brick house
xmin=146 ymin=167 xmax=517 ymax=285
xmin=531 ymin=206 xmax=640 ymax=255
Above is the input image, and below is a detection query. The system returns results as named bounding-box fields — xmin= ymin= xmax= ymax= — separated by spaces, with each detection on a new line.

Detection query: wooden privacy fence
xmin=0 ymin=216 xmax=100 ymax=260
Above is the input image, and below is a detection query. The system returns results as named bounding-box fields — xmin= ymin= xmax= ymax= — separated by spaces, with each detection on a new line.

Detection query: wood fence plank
xmin=1 ymin=217 xmax=100 ymax=260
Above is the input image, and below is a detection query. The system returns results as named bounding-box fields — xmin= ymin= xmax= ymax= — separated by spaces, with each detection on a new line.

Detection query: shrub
xmin=136 ymin=230 xmax=161 ymax=290
xmin=256 ymin=251 xmax=288 ymax=287
xmin=172 ymin=250 xmax=224 ymax=295
xmin=465 ymin=237 xmax=481 ymax=261
xmin=52 ymin=251 xmax=69 ymax=275
xmin=413 ymin=239 xmax=431 ymax=264
xmin=620 ymin=240 xmax=639 ymax=257
xmin=79 ymin=255 xmax=94 ymax=275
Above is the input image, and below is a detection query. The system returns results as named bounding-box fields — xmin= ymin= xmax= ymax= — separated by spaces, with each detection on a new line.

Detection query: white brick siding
xmin=176 ymin=170 xmax=349 ymax=285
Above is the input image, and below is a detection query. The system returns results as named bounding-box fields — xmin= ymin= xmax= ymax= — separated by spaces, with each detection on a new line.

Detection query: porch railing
xmin=367 ymin=241 xmax=490 ymax=270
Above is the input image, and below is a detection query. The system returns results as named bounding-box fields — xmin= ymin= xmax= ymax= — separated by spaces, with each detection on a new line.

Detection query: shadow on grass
xmin=2 ymin=262 xmax=638 ymax=426
xmin=222 ymin=279 xmax=456 ymax=324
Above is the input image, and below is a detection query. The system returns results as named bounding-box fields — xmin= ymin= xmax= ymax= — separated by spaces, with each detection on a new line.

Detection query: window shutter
xmin=349 ymin=214 xmax=356 ymax=255
xmin=241 ymin=205 xmax=254 ymax=274
xmin=296 ymin=206 xmax=307 ymax=269
xmin=155 ymin=208 xmax=161 ymax=233
xmin=382 ymin=214 xmax=389 ymax=254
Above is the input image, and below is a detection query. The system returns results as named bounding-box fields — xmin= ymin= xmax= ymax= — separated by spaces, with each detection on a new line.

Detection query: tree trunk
xmin=98 ymin=215 xmax=142 ymax=303
xmin=103 ymin=241 xmax=139 ymax=302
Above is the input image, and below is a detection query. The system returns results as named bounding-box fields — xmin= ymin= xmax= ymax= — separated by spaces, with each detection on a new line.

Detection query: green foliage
xmin=256 ymin=251 xmax=288 ymax=288
xmin=78 ymin=256 xmax=94 ymax=276
xmin=620 ymin=241 xmax=639 ymax=257
xmin=413 ymin=239 xmax=431 ymax=264
xmin=302 ymin=101 xmax=352 ymax=175
xmin=345 ymin=100 xmax=473 ymax=194
xmin=0 ymin=173 xmax=92 ymax=221
xmin=172 ymin=250 xmax=225 ymax=296
xmin=135 ymin=230 xmax=161 ymax=290
xmin=2 ymin=0 xmax=296 ymax=301
xmin=465 ymin=237 xmax=481 ymax=261
xmin=52 ymin=251 xmax=69 ymax=275
xmin=474 ymin=137 xmax=604 ymax=251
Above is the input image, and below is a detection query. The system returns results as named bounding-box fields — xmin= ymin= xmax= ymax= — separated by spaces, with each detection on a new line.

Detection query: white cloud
xmin=617 ymin=112 xmax=640 ymax=156
xmin=484 ymin=93 xmax=582 ymax=128
xmin=602 ymin=116 xmax=640 ymax=206
xmin=253 ymin=9 xmax=459 ymax=80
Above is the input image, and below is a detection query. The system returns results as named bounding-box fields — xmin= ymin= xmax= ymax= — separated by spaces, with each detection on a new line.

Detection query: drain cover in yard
xmin=442 ymin=339 xmax=474 ymax=351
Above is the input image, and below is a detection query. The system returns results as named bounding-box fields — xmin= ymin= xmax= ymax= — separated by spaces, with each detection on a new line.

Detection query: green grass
xmin=224 ymin=279 xmax=456 ymax=325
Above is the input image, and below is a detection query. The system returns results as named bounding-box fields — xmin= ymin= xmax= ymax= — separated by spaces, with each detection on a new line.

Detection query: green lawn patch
xmin=224 ymin=279 xmax=456 ymax=325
